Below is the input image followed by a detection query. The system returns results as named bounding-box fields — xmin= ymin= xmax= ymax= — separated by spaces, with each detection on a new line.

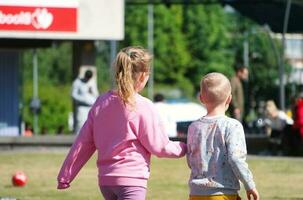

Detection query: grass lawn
xmin=0 ymin=151 xmax=303 ymax=200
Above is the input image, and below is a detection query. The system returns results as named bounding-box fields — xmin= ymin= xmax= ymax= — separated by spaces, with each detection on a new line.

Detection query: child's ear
xmin=226 ymin=94 xmax=232 ymax=105
xmin=139 ymin=72 xmax=147 ymax=82
xmin=224 ymin=94 xmax=232 ymax=111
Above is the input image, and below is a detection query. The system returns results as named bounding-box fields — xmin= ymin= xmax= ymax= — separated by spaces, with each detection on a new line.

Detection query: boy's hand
xmin=246 ymin=188 xmax=259 ymax=200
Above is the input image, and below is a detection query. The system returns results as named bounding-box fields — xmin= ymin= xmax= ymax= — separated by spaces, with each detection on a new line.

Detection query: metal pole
xmin=110 ymin=40 xmax=117 ymax=88
xmin=148 ymin=3 xmax=154 ymax=100
xmin=243 ymin=39 xmax=249 ymax=68
xmin=33 ymin=49 xmax=38 ymax=134
xmin=280 ymin=0 xmax=292 ymax=111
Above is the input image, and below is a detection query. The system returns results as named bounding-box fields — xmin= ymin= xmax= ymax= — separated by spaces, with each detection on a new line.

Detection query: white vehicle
xmin=155 ymin=100 xmax=207 ymax=138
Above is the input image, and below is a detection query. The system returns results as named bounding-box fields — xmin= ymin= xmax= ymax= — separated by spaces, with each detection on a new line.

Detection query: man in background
xmin=72 ymin=69 xmax=99 ymax=134
xmin=230 ymin=65 xmax=249 ymax=122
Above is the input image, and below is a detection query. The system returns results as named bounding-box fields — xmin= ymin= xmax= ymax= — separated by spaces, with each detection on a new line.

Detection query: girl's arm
xmin=186 ymin=124 xmax=195 ymax=169
xmin=57 ymin=108 xmax=96 ymax=189
xmin=137 ymin=103 xmax=186 ymax=158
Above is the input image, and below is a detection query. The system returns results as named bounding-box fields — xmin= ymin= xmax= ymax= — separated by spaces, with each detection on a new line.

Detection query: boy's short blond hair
xmin=200 ymin=72 xmax=231 ymax=105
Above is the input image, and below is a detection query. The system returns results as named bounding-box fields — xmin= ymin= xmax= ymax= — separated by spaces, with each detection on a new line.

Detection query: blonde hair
xmin=200 ymin=72 xmax=231 ymax=105
xmin=114 ymin=46 xmax=152 ymax=106
xmin=265 ymin=100 xmax=278 ymax=117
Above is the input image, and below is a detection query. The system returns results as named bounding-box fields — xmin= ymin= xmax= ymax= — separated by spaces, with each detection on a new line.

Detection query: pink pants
xmin=100 ymin=186 xmax=147 ymax=200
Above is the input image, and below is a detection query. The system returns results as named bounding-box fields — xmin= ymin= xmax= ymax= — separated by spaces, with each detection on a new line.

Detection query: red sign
xmin=0 ymin=6 xmax=77 ymax=32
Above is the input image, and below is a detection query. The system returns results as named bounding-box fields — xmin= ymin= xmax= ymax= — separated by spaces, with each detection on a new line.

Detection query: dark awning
xmin=126 ymin=0 xmax=303 ymax=33
xmin=226 ymin=0 xmax=303 ymax=33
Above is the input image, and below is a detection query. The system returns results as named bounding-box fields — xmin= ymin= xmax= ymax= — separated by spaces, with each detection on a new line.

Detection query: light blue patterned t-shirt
xmin=187 ymin=115 xmax=256 ymax=196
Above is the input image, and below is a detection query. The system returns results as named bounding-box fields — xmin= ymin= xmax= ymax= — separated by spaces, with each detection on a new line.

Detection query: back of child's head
xmin=200 ymin=72 xmax=231 ymax=106
xmin=114 ymin=46 xmax=152 ymax=106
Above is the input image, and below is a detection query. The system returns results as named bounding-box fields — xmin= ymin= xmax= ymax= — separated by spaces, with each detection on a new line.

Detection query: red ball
xmin=12 ymin=171 xmax=27 ymax=187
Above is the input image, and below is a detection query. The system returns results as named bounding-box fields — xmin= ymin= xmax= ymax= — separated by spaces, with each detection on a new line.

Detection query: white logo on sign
xmin=32 ymin=8 xmax=53 ymax=29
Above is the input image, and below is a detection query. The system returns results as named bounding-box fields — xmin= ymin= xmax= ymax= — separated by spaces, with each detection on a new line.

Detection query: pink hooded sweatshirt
xmin=57 ymin=91 xmax=187 ymax=189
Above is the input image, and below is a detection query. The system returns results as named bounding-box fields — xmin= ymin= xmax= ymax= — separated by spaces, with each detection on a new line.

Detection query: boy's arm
xmin=57 ymin=108 xmax=96 ymax=189
xmin=226 ymin=121 xmax=256 ymax=191
xmin=137 ymin=103 xmax=186 ymax=158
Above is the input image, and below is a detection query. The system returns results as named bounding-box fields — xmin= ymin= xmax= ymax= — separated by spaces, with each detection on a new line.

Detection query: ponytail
xmin=114 ymin=46 xmax=152 ymax=107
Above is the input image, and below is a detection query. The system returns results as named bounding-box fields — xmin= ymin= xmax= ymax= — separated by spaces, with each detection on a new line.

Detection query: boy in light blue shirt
xmin=187 ymin=72 xmax=259 ymax=200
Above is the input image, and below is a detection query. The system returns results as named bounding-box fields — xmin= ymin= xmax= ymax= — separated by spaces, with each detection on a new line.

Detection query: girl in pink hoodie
xmin=57 ymin=46 xmax=187 ymax=199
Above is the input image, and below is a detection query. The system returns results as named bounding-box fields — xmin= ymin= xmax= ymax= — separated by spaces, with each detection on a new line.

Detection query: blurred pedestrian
xmin=71 ymin=69 xmax=99 ymax=134
xmin=230 ymin=65 xmax=248 ymax=122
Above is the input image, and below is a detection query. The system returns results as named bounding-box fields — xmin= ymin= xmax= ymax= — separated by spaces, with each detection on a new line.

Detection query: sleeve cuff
xmin=57 ymin=182 xmax=70 ymax=189
xmin=179 ymin=142 xmax=187 ymax=157
xmin=244 ymin=180 xmax=256 ymax=191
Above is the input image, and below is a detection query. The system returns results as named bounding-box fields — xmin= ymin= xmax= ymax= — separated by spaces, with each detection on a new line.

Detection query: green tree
xmin=153 ymin=5 xmax=192 ymax=96
xmin=121 ymin=5 xmax=148 ymax=47
xmin=22 ymin=42 xmax=73 ymax=134
xmin=22 ymin=82 xmax=72 ymax=134
xmin=23 ymin=42 xmax=72 ymax=85
xmin=122 ymin=4 xmax=192 ymax=97
xmin=95 ymin=41 xmax=113 ymax=93
xmin=183 ymin=4 xmax=234 ymax=92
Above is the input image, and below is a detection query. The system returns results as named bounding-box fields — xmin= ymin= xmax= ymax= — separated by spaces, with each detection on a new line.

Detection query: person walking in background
xmin=154 ymin=93 xmax=177 ymax=138
xmin=230 ymin=65 xmax=249 ymax=122
xmin=71 ymin=69 xmax=99 ymax=134
xmin=187 ymin=72 xmax=259 ymax=200
xmin=57 ymin=46 xmax=187 ymax=200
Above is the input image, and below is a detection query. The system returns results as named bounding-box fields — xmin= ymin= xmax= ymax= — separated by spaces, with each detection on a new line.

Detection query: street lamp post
xmin=147 ymin=2 xmax=154 ymax=100
xmin=279 ymin=0 xmax=292 ymax=111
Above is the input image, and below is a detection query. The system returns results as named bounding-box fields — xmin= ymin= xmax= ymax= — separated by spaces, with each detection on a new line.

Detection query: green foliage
xmin=23 ymin=42 xmax=72 ymax=85
xmin=153 ymin=5 xmax=192 ymax=96
xmin=22 ymin=82 xmax=72 ymax=134
xmin=22 ymin=42 xmax=73 ymax=134
xmin=122 ymin=5 xmax=193 ymax=97
xmin=183 ymin=5 xmax=234 ymax=92
xmin=122 ymin=5 xmax=148 ymax=47
xmin=95 ymin=41 xmax=113 ymax=93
